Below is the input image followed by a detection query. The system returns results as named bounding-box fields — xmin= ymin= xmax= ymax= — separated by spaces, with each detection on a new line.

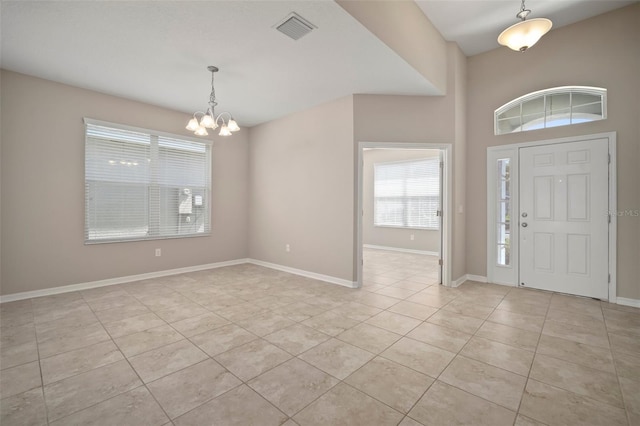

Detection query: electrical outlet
xmin=410 ymin=234 xmax=415 ymax=241
xmin=155 ymin=248 xmax=161 ymax=257
xmin=285 ymin=244 xmax=291 ymax=252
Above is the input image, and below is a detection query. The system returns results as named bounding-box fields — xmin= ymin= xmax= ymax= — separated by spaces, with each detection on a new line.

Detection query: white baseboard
xmin=451 ymin=274 xmax=489 ymax=288
xmin=467 ymin=274 xmax=489 ymax=283
xmin=0 ymin=257 xmax=358 ymax=303
xmin=363 ymin=244 xmax=438 ymax=257
xmin=0 ymin=258 xmax=250 ymax=303
xmin=248 ymin=259 xmax=357 ymax=289
xmin=616 ymin=297 xmax=640 ymax=308
xmin=451 ymin=275 xmax=465 ymax=288
xmin=5 ymin=258 xmax=634 ymax=307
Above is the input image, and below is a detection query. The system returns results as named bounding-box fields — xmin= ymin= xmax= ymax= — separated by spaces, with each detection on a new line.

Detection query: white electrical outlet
xmin=285 ymin=244 xmax=291 ymax=252
xmin=155 ymin=248 xmax=161 ymax=257
xmin=410 ymin=234 xmax=415 ymax=241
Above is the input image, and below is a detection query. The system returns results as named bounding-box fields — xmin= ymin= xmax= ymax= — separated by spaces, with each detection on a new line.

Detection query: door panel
xmin=533 ymin=232 xmax=554 ymax=272
xmin=567 ymin=174 xmax=589 ymax=220
xmin=519 ymin=139 xmax=608 ymax=299
xmin=567 ymin=234 xmax=589 ymax=275
xmin=533 ymin=176 xmax=553 ymax=220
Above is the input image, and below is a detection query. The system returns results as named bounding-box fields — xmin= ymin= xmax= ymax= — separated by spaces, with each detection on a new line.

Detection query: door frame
xmin=356 ymin=142 xmax=453 ymax=288
xmin=486 ymin=132 xmax=617 ymax=302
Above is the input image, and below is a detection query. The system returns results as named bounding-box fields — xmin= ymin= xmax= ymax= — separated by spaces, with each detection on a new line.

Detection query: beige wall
xmin=247 ymin=44 xmax=466 ymax=283
xmin=0 ymin=70 xmax=250 ymax=296
xmin=354 ymin=42 xmax=467 ymax=281
xmin=336 ymin=0 xmax=447 ymax=95
xmin=466 ymin=4 xmax=640 ymax=299
xmin=452 ymin=44 xmax=467 ymax=282
xmin=3 ymin=7 xmax=635 ymax=300
xmin=0 ymin=71 xmax=3 ymax=292
xmin=1 ymin=46 xmax=464 ymax=294
xmin=248 ymin=96 xmax=355 ymax=281
xmin=363 ymin=149 xmax=440 ymax=253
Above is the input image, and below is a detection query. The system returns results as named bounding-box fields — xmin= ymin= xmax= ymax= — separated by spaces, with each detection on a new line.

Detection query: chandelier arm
xmin=215 ymin=111 xmax=233 ymax=125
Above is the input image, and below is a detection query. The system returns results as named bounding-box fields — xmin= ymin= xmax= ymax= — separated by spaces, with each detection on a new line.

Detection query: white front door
xmin=519 ymin=139 xmax=609 ymax=299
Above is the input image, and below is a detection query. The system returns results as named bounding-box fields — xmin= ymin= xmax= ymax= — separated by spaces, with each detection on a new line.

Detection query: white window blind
xmin=374 ymin=158 xmax=440 ymax=230
xmin=85 ymin=119 xmax=211 ymax=243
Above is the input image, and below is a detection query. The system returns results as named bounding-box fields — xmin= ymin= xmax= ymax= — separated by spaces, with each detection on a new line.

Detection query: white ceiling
xmin=1 ymin=1 xmax=635 ymax=127
xmin=1 ymin=1 xmax=438 ymax=127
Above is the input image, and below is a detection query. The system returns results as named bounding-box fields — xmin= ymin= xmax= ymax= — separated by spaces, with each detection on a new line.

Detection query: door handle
xmin=522 ymin=222 xmax=528 ymax=228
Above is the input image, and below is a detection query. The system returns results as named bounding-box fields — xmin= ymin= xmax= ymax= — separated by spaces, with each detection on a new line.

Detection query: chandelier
xmin=498 ymin=0 xmax=552 ymax=52
xmin=186 ymin=66 xmax=240 ymax=136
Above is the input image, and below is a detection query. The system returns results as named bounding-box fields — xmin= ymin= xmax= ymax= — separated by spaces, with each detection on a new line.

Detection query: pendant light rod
xmin=516 ymin=0 xmax=531 ymax=20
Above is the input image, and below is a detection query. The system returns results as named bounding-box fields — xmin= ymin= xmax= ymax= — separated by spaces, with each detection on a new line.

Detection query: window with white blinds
xmin=84 ymin=119 xmax=211 ymax=243
xmin=374 ymin=158 xmax=440 ymax=230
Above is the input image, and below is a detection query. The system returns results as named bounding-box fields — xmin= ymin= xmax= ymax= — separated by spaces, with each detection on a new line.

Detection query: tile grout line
xmin=512 ymin=286 xmax=553 ymax=426
xmin=601 ymin=305 xmax=632 ymax=425
xmin=82 ymin=291 xmax=175 ymax=425
xmin=29 ymin=298 xmax=53 ymax=426
xmin=5 ymin=258 xmax=638 ymax=426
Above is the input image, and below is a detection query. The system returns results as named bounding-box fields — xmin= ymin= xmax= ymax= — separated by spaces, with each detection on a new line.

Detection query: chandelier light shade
xmin=498 ymin=0 xmax=552 ymax=52
xmin=187 ymin=66 xmax=240 ymax=137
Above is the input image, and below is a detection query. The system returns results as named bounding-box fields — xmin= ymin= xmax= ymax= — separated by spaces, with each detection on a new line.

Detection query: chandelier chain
xmin=209 ymin=70 xmax=218 ymax=109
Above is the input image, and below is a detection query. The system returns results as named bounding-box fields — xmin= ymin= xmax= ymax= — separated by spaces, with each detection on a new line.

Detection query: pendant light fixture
xmin=498 ymin=0 xmax=552 ymax=52
xmin=186 ymin=66 xmax=240 ymax=137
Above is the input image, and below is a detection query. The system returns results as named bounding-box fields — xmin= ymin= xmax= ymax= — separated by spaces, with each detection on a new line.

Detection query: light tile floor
xmin=1 ymin=248 xmax=638 ymax=425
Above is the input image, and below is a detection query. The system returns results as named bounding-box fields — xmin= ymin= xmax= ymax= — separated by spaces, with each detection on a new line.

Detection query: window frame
xmin=84 ymin=118 xmax=212 ymax=244
xmin=373 ymin=157 xmax=441 ymax=231
xmin=494 ymin=86 xmax=607 ymax=136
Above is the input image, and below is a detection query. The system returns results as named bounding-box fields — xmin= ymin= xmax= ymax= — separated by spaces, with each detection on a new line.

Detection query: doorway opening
xmin=356 ymin=142 xmax=453 ymax=289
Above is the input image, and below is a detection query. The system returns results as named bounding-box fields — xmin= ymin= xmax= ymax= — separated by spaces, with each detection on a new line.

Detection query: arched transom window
xmin=495 ymin=86 xmax=607 ymax=135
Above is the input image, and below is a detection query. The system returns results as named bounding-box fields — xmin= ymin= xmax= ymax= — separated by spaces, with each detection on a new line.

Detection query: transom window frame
xmin=373 ymin=156 xmax=441 ymax=231
xmin=84 ymin=118 xmax=212 ymax=244
xmin=494 ymin=86 xmax=607 ymax=135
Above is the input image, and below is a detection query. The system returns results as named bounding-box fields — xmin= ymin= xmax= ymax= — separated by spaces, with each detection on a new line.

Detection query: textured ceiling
xmin=2 ymin=1 xmax=635 ymax=127
xmin=1 ymin=1 xmax=437 ymax=127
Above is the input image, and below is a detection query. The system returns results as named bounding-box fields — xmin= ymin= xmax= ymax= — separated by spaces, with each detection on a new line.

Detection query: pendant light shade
xmin=186 ymin=117 xmax=200 ymax=131
xmin=194 ymin=126 xmax=208 ymax=136
xmin=498 ymin=0 xmax=552 ymax=52
xmin=218 ymin=125 xmax=232 ymax=136
xmin=227 ymin=118 xmax=240 ymax=132
xmin=498 ymin=18 xmax=552 ymax=52
xmin=200 ymin=113 xmax=216 ymax=129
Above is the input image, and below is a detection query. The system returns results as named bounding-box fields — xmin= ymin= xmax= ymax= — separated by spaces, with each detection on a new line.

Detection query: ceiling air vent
xmin=275 ymin=12 xmax=316 ymax=40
